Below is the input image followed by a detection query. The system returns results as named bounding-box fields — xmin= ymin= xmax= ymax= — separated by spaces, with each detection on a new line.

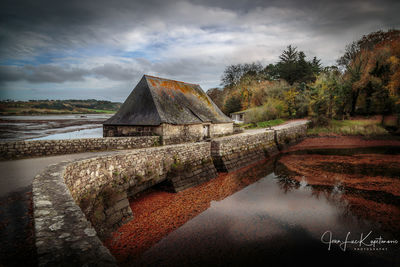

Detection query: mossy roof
xmin=104 ymin=75 xmax=232 ymax=126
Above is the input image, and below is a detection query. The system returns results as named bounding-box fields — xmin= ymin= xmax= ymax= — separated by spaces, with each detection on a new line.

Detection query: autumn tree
xmin=311 ymin=67 xmax=351 ymax=119
xmin=338 ymin=29 xmax=400 ymax=116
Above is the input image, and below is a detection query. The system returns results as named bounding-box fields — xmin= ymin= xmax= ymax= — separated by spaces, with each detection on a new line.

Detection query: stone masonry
xmin=0 ymin=136 xmax=160 ymax=160
xmin=167 ymin=158 xmax=217 ymax=192
xmin=211 ymin=120 xmax=309 ymax=172
xmin=32 ymin=120 xmax=309 ymax=266
xmin=273 ymin=120 xmax=308 ymax=150
xmin=33 ymin=161 xmax=117 ymax=266
xmin=211 ymin=130 xmax=278 ymax=172
xmin=63 ymin=142 xmax=217 ymax=238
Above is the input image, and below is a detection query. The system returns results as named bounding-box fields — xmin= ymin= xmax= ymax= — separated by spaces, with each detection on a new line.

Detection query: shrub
xmin=309 ymin=115 xmax=330 ymax=128
xmin=245 ymin=98 xmax=287 ymax=124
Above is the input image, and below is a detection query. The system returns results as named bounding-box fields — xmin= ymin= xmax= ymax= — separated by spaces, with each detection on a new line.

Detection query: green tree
xmin=276 ymin=45 xmax=319 ymax=85
xmin=263 ymin=64 xmax=280 ymax=80
xmin=224 ymin=96 xmax=242 ymax=114
xmin=311 ymin=57 xmax=322 ymax=75
xmin=279 ymin=45 xmax=298 ymax=63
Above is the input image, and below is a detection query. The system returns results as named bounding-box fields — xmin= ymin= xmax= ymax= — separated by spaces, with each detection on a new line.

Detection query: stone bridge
xmin=31 ymin=120 xmax=308 ymax=266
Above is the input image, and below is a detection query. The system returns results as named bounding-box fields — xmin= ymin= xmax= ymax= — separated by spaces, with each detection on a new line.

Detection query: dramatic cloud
xmin=0 ymin=65 xmax=89 ymax=83
xmin=0 ymin=0 xmax=399 ymax=100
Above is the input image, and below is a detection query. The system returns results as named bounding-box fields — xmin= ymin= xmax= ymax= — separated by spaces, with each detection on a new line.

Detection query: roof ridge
xmin=143 ymin=75 xmax=165 ymax=123
xmin=144 ymin=74 xmax=199 ymax=86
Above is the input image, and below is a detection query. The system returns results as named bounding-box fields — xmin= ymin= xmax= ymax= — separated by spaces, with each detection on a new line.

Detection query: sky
xmin=0 ymin=0 xmax=399 ymax=102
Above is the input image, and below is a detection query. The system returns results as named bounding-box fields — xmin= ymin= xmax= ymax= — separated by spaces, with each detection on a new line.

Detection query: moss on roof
xmin=104 ymin=75 xmax=232 ymax=126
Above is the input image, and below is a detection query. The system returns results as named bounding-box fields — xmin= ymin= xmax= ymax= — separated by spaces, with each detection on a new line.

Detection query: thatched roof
xmin=104 ymin=75 xmax=232 ymax=126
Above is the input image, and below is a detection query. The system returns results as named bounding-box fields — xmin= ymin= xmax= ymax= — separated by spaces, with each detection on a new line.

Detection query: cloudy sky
xmin=0 ymin=0 xmax=399 ymax=102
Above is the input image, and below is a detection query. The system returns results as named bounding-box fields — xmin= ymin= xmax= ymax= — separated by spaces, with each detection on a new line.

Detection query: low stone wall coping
xmin=0 ymin=136 xmax=160 ymax=160
xmin=33 ymin=159 xmax=117 ymax=266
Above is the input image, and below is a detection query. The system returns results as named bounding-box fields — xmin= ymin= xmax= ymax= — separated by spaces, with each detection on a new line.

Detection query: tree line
xmin=207 ymin=29 xmax=400 ymax=126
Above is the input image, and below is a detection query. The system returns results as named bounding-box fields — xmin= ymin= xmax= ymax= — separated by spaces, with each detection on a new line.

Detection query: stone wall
xmin=63 ymin=142 xmax=217 ymax=238
xmin=104 ymin=122 xmax=234 ymax=145
xmin=103 ymin=125 xmax=162 ymax=137
xmin=33 ymin=161 xmax=117 ymax=266
xmin=32 ymin=120 xmax=309 ymax=266
xmin=210 ymin=122 xmax=234 ymax=138
xmin=211 ymin=120 xmax=309 ymax=172
xmin=33 ymin=142 xmax=217 ymax=266
xmin=274 ymin=120 xmax=308 ymax=149
xmin=1 ymin=123 xmax=234 ymax=160
xmin=161 ymin=123 xmax=204 ymax=145
xmin=211 ymin=130 xmax=278 ymax=172
xmin=162 ymin=122 xmax=234 ymax=145
xmin=0 ymin=136 xmax=160 ymax=160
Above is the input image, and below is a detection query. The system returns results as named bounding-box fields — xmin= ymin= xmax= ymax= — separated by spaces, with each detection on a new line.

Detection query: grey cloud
xmin=0 ymin=65 xmax=89 ymax=83
xmin=92 ymin=64 xmax=139 ymax=81
xmin=2 ymin=0 xmax=399 ymax=60
xmin=0 ymin=64 xmax=139 ymax=84
xmin=1 ymin=0 xmax=400 ymax=101
xmin=0 ymin=57 xmax=221 ymax=85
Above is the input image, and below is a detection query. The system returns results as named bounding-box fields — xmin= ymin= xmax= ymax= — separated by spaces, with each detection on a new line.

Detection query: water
xmin=133 ymin=148 xmax=400 ymax=266
xmin=0 ymin=114 xmax=112 ymax=141
xmin=31 ymin=127 xmax=103 ymax=140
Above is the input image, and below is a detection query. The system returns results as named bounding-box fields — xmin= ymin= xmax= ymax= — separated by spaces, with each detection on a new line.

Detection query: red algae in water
xmin=104 ymin=159 xmax=273 ymax=264
xmin=104 ymin=137 xmax=400 ymax=265
xmin=278 ymin=152 xmax=400 ymax=233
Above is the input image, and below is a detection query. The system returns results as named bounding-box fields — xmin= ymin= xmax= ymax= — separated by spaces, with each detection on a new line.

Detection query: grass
xmin=0 ymin=108 xmax=116 ymax=115
xmin=241 ymin=119 xmax=287 ymax=129
xmin=308 ymin=119 xmax=389 ymax=136
xmin=86 ymin=109 xmax=116 ymax=114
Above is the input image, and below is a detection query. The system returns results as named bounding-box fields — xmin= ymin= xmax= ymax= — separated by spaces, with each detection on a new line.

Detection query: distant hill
xmin=0 ymin=99 xmax=122 ymax=115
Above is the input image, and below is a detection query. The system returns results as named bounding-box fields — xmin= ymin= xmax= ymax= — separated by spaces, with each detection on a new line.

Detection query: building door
xmin=203 ymin=125 xmax=210 ymax=138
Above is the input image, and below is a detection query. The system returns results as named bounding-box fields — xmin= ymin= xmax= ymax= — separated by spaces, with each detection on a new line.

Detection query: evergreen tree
xmin=224 ymin=96 xmax=242 ymax=114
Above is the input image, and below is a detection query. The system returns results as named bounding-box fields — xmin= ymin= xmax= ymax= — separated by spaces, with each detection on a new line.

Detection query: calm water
xmin=31 ymin=127 xmax=103 ymax=140
xmin=134 ymin=148 xmax=400 ymax=266
xmin=0 ymin=114 xmax=111 ymax=141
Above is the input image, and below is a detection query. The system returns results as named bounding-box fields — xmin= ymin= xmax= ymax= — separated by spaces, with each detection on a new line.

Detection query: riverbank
xmin=0 ymin=99 xmax=120 ymax=116
xmin=284 ymin=136 xmax=400 ymax=151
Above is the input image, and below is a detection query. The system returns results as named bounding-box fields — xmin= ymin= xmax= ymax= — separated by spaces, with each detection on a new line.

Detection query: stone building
xmin=230 ymin=110 xmax=248 ymax=123
xmin=103 ymin=75 xmax=233 ymax=144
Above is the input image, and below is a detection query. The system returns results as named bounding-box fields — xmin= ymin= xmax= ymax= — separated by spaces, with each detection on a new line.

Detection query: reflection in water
xmin=112 ymin=147 xmax=399 ymax=266
xmin=278 ymin=147 xmax=400 ymax=234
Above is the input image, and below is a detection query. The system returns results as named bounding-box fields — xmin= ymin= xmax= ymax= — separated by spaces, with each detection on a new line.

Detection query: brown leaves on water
xmin=104 ymin=159 xmax=271 ymax=264
xmin=279 ymin=151 xmax=400 ymax=233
